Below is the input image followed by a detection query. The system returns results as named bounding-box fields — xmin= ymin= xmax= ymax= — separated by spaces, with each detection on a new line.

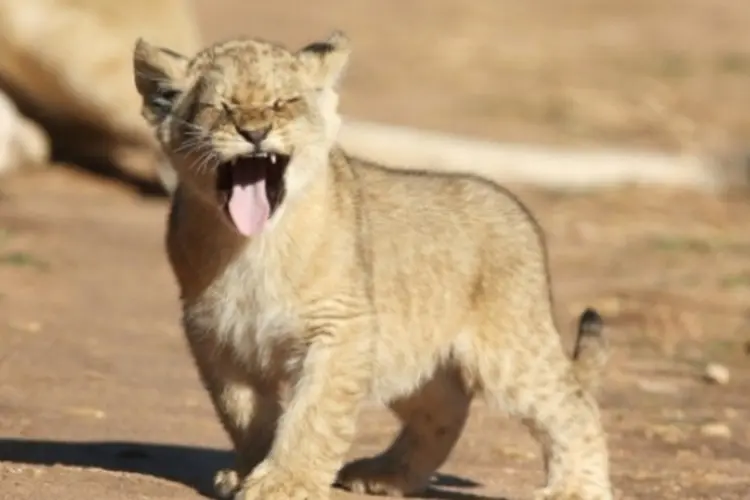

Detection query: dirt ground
xmin=1 ymin=1 xmax=750 ymax=500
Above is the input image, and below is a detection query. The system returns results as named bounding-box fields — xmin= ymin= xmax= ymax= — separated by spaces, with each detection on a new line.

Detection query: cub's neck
xmin=166 ymin=148 xmax=352 ymax=303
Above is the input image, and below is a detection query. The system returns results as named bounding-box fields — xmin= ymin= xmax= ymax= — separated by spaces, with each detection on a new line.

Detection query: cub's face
xmin=133 ymin=32 xmax=350 ymax=237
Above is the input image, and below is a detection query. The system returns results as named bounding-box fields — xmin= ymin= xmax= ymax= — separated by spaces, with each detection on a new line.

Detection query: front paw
xmin=533 ymin=485 xmax=613 ymax=500
xmin=235 ymin=467 xmax=327 ymax=500
xmin=214 ymin=468 xmax=240 ymax=499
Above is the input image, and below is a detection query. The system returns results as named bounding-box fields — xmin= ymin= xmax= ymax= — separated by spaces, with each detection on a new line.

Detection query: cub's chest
xmin=187 ymin=254 xmax=301 ymax=354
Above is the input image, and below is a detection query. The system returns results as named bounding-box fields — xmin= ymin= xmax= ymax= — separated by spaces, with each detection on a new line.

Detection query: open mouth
xmin=216 ymin=152 xmax=290 ymax=237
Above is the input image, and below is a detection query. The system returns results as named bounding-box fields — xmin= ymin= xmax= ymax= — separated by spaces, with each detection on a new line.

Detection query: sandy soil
xmin=1 ymin=1 xmax=750 ymax=499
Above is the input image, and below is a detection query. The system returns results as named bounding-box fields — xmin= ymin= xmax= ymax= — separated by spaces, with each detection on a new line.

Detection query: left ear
xmin=296 ymin=30 xmax=351 ymax=89
xmin=133 ymin=38 xmax=190 ymax=123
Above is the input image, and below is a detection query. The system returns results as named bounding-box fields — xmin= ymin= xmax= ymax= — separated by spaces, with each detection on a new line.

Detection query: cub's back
xmin=343 ymin=154 xmax=551 ymax=332
xmin=350 ymin=155 xmax=546 ymax=264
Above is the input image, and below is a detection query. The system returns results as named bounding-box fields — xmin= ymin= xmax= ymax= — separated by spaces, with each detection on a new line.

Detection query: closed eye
xmin=272 ymin=96 xmax=302 ymax=111
xmin=149 ymin=87 xmax=181 ymax=116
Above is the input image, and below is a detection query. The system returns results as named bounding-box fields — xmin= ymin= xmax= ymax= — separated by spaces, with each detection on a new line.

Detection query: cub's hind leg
xmin=185 ymin=330 xmax=281 ymax=499
xmin=337 ymin=365 xmax=472 ymax=497
xmin=476 ymin=318 xmax=612 ymax=500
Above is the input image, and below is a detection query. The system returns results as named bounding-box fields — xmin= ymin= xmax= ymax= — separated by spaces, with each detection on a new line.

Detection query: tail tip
xmin=579 ymin=307 xmax=603 ymax=337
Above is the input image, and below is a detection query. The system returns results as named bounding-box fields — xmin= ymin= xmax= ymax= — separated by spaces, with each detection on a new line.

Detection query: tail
xmin=571 ymin=307 xmax=608 ymax=395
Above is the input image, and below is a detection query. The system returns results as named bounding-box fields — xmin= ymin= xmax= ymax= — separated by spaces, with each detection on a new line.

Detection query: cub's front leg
xmin=235 ymin=320 xmax=373 ymax=500
xmin=184 ymin=326 xmax=282 ymax=499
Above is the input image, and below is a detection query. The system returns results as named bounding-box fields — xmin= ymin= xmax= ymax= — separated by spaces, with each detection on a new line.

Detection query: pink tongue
xmin=227 ymin=178 xmax=270 ymax=237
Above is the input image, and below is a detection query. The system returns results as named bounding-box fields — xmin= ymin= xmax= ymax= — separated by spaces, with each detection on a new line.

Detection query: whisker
xmin=189 ymin=145 xmax=219 ymax=175
xmin=173 ymin=137 xmax=209 ymax=156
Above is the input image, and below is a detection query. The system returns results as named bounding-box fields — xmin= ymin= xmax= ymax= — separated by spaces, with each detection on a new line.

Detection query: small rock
xmin=703 ymin=363 xmax=730 ymax=385
xmin=637 ymin=379 xmax=680 ymax=394
xmin=700 ymin=422 xmax=731 ymax=439
xmin=724 ymin=408 xmax=739 ymax=419
xmin=8 ymin=320 xmax=43 ymax=333
xmin=646 ymin=424 xmax=686 ymax=444
xmin=65 ymin=407 xmax=106 ymax=419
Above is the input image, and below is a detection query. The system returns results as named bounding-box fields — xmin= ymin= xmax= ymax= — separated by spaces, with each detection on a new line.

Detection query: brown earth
xmin=1 ymin=1 xmax=750 ymax=500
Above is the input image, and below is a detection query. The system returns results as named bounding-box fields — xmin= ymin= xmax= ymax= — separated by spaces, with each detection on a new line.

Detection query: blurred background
xmin=201 ymin=0 xmax=750 ymax=153
xmin=0 ymin=1 xmax=748 ymax=499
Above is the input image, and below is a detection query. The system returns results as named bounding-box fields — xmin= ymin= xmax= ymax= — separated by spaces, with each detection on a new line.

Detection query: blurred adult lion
xmin=0 ymin=0 xmax=200 ymax=192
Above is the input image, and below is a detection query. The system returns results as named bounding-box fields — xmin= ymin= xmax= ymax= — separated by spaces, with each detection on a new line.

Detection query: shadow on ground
xmin=0 ymin=439 xmax=502 ymax=500
xmin=0 ymin=439 xmax=230 ymax=497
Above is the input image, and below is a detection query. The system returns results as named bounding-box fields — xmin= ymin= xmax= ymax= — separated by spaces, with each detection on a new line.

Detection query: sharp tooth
xmin=270 ymin=154 xmax=277 ymax=165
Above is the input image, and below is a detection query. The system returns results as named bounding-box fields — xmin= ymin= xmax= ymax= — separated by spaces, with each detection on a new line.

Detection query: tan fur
xmin=0 ymin=0 xmax=200 ymax=190
xmin=133 ymin=31 xmax=613 ymax=500
xmin=0 ymin=88 xmax=49 ymax=176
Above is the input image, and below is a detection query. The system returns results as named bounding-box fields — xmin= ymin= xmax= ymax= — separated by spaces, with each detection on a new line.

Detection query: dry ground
xmin=1 ymin=1 xmax=750 ymax=500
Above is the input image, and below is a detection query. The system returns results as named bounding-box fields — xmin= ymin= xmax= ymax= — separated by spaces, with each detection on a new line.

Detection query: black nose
xmin=238 ymin=125 xmax=271 ymax=146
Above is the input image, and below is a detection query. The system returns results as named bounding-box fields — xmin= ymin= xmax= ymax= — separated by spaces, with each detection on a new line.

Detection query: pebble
xmin=700 ymin=422 xmax=732 ymax=439
xmin=637 ymin=378 xmax=681 ymax=394
xmin=703 ymin=363 xmax=730 ymax=385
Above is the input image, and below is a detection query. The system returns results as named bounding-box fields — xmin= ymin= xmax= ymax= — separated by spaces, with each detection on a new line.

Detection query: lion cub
xmin=133 ymin=31 xmax=613 ymax=500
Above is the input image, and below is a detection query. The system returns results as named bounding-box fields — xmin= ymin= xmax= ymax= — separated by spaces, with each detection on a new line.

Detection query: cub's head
xmin=132 ymin=32 xmax=350 ymax=236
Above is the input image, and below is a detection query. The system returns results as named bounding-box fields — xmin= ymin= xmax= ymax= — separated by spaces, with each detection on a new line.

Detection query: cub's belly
xmin=369 ymin=333 xmax=451 ymax=404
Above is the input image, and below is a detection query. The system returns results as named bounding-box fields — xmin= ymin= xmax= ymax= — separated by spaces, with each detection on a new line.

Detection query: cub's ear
xmin=133 ymin=38 xmax=189 ymax=123
xmin=296 ymin=30 xmax=351 ymax=90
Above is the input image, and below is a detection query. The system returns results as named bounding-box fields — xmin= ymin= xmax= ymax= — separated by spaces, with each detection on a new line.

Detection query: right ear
xmin=133 ymin=38 xmax=190 ymax=122
xmin=296 ymin=30 xmax=351 ymax=90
